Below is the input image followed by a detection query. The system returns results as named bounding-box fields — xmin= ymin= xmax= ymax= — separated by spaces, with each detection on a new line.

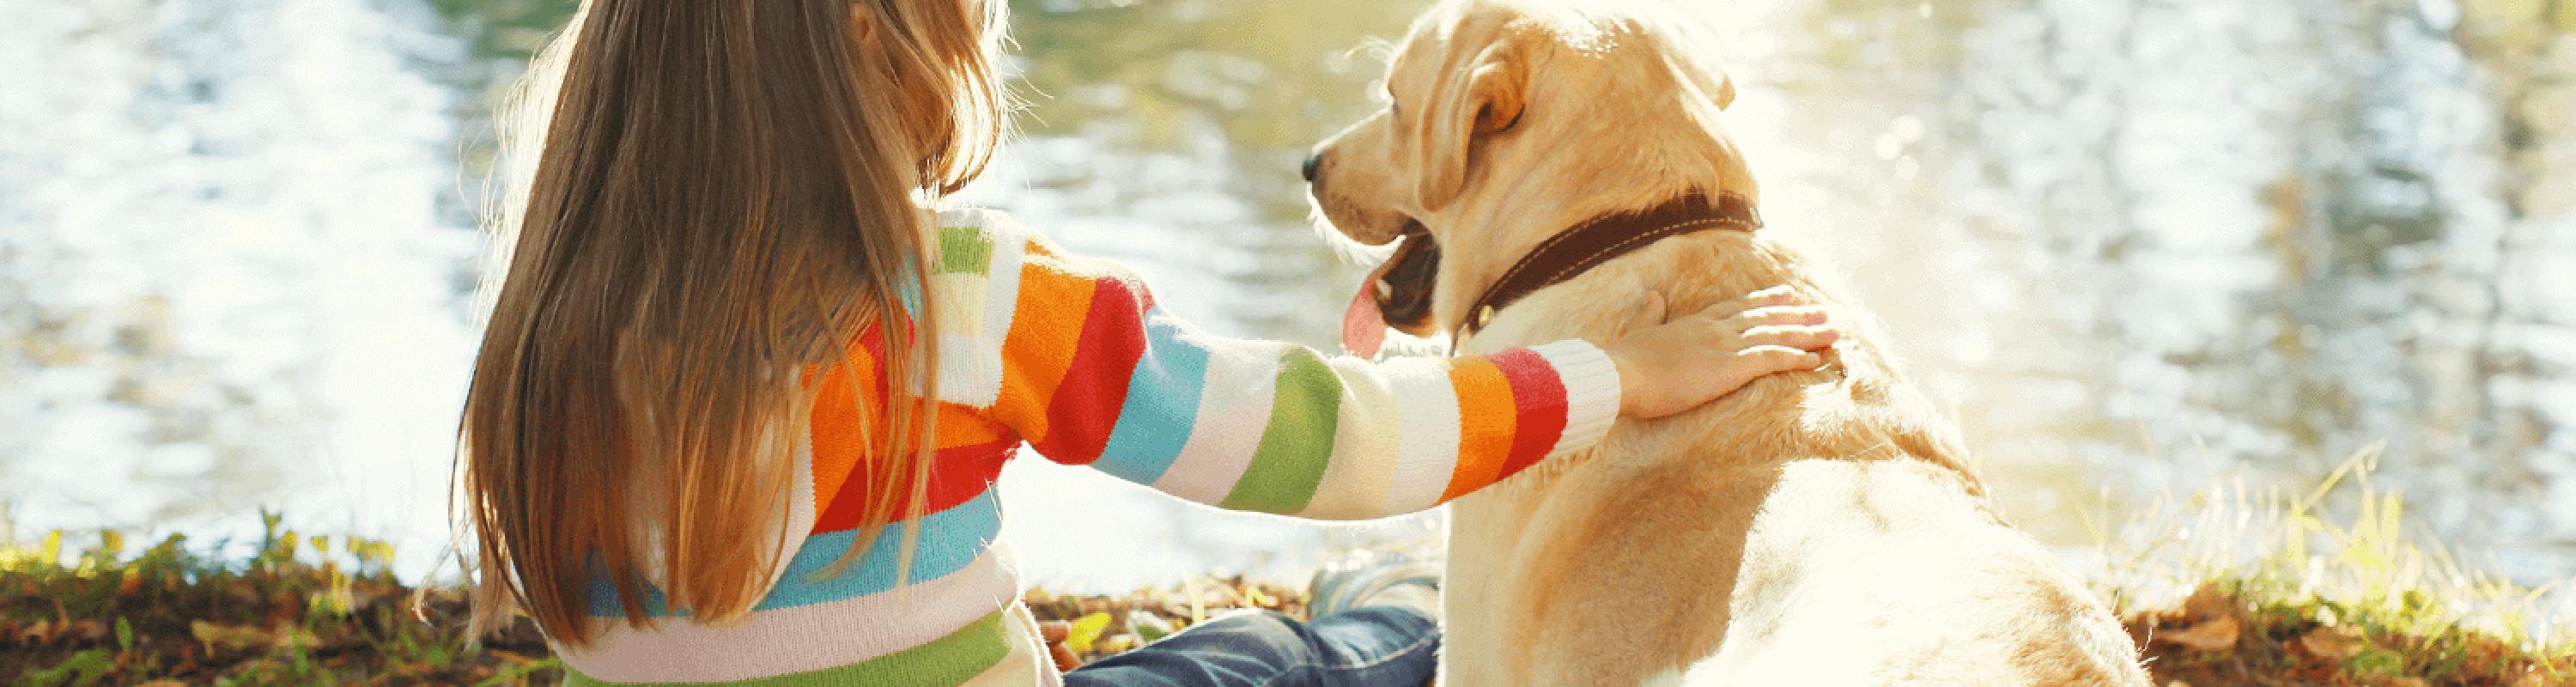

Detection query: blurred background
xmin=3 ymin=0 xmax=2572 ymax=594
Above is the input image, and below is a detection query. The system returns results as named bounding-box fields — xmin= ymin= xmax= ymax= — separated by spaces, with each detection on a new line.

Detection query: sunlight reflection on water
xmin=3 ymin=0 xmax=2571 ymax=599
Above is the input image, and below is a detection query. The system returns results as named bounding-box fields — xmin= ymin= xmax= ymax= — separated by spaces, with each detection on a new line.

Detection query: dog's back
xmin=1447 ymin=234 xmax=2148 ymax=686
xmin=1295 ymin=0 xmax=2153 ymax=682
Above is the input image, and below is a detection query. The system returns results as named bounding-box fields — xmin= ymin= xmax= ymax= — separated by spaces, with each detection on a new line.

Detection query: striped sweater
xmin=554 ymin=208 xmax=1622 ymax=685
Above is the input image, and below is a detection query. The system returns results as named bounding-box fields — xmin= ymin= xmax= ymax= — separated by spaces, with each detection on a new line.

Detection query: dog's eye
xmin=1371 ymin=79 xmax=1398 ymax=113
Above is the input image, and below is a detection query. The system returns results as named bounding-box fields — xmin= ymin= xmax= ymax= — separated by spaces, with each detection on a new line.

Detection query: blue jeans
xmin=1061 ymin=606 xmax=1438 ymax=687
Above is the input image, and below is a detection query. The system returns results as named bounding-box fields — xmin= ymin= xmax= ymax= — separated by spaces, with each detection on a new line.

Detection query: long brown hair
xmin=457 ymin=0 xmax=1005 ymax=647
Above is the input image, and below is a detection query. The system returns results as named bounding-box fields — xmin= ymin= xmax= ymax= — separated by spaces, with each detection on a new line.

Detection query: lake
xmin=4 ymin=0 xmax=2572 ymax=599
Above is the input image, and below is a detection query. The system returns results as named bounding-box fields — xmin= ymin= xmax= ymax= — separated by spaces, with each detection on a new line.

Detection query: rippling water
xmin=5 ymin=0 xmax=2572 ymax=595
xmin=3 ymin=0 xmax=476 ymax=579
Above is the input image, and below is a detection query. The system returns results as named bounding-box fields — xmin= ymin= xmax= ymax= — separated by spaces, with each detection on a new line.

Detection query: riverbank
xmin=6 ymin=472 xmax=2571 ymax=685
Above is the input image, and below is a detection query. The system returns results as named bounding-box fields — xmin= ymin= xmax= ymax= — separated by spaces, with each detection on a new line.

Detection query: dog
xmin=1303 ymin=1 xmax=2154 ymax=684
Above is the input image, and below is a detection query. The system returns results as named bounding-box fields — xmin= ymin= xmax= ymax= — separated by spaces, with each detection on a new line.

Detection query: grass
xmin=3 ymin=454 xmax=2570 ymax=685
xmin=2075 ymin=446 xmax=2576 ymax=686
xmin=0 ymin=509 xmax=554 ymax=686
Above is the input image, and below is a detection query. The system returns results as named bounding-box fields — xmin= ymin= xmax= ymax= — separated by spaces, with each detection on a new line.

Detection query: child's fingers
xmin=1737 ymin=324 xmax=1840 ymax=352
xmin=1722 ymin=305 xmax=1830 ymax=331
xmin=1738 ymin=347 xmax=1827 ymax=373
xmin=1696 ymin=285 xmax=1805 ymax=319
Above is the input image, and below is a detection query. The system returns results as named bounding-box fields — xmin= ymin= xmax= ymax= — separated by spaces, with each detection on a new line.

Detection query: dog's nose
xmin=1301 ymin=154 xmax=1321 ymax=183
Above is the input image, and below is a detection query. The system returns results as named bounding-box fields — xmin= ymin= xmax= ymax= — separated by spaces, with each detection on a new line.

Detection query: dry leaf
xmin=2183 ymin=584 xmax=2233 ymax=621
xmin=1049 ymin=641 xmax=1082 ymax=672
xmin=2156 ymin=616 xmax=2240 ymax=652
xmin=191 ymin=620 xmax=271 ymax=653
xmin=19 ymin=618 xmax=55 ymax=644
xmin=271 ymin=625 xmax=320 ymax=650
xmin=2384 ymin=678 xmax=2427 ymax=687
xmin=2297 ymin=626 xmax=2367 ymax=662
xmin=1064 ymin=611 xmax=1113 ymax=654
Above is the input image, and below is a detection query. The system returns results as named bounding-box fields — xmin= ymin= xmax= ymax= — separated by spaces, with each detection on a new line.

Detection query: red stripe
xmin=1030 ymin=277 xmax=1150 ymax=465
xmin=856 ymin=325 xmax=886 ymax=362
xmin=811 ymin=438 xmax=1020 ymax=535
xmin=1488 ymin=348 xmax=1568 ymax=480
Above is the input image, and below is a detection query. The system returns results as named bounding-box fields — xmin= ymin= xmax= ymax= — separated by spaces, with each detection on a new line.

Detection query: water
xmin=4 ymin=0 xmax=2572 ymax=597
xmin=2 ymin=0 xmax=477 ymax=579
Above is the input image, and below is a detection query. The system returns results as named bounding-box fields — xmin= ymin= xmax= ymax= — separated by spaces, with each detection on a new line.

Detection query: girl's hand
xmin=1601 ymin=285 xmax=1840 ymax=419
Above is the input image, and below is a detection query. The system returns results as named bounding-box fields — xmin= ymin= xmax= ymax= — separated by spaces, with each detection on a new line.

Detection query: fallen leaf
xmin=191 ymin=620 xmax=271 ymax=654
xmin=2183 ymin=584 xmax=2233 ymax=621
xmin=2156 ymin=616 xmax=2240 ymax=652
xmin=1064 ymin=612 xmax=1113 ymax=654
xmin=2385 ymin=678 xmax=2427 ymax=687
xmin=69 ymin=618 xmax=106 ymax=641
xmin=2297 ymin=626 xmax=2368 ymax=662
xmin=1049 ymin=641 xmax=1082 ymax=672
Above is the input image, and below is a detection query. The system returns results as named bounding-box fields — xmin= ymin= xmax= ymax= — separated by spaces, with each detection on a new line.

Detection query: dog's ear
xmin=1411 ymin=32 xmax=1527 ymax=212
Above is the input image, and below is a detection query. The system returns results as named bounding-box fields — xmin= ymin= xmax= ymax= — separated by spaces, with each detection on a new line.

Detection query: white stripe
xmin=557 ymin=549 xmax=1020 ymax=683
xmin=1149 ymin=338 xmax=1285 ymax=505
xmin=1528 ymin=339 xmax=1621 ymax=457
xmin=931 ymin=269 xmax=990 ymax=403
xmin=930 ymin=273 xmax=987 ymax=341
xmin=766 ymin=437 xmax=819 ymax=593
xmin=966 ymin=216 xmax=1028 ymax=409
xmin=1291 ymin=355 xmax=1405 ymax=520
xmin=1376 ymin=357 xmax=1462 ymax=514
xmin=935 ymin=331 xmax=983 ymax=404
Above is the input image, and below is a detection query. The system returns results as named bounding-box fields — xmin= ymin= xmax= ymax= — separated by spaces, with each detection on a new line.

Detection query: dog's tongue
xmin=1341 ymin=263 xmax=1394 ymax=359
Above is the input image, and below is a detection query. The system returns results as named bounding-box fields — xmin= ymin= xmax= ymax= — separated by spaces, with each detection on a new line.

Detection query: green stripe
xmin=564 ymin=609 xmax=1011 ymax=686
xmin=1221 ymin=347 xmax=1340 ymax=513
xmin=938 ymin=225 xmax=993 ymax=275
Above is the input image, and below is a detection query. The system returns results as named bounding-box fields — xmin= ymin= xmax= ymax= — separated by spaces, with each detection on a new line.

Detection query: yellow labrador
xmin=1305 ymin=1 xmax=2153 ymax=684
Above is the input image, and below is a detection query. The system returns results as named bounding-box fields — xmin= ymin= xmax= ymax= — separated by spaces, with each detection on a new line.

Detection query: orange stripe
xmin=936 ymin=403 xmax=1005 ymax=447
xmin=993 ymin=247 xmax=1096 ymax=445
xmin=1441 ymin=356 xmax=1518 ymax=502
xmin=806 ymin=357 xmax=880 ymax=521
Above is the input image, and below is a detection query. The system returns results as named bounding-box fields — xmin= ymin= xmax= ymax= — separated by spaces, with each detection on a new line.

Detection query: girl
xmin=454 ymin=0 xmax=1839 ymax=685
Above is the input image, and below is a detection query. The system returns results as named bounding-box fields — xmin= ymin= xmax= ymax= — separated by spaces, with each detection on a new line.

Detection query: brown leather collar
xmin=1458 ymin=192 xmax=1761 ymax=337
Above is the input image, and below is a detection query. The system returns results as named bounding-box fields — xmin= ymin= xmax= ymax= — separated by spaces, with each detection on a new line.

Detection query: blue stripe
xmin=581 ymin=552 xmax=674 ymax=617
xmin=1090 ymin=309 xmax=1209 ymax=485
xmin=585 ymin=489 xmax=1003 ymax=617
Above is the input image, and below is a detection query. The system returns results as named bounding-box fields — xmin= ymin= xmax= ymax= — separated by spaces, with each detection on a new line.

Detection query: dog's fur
xmin=1306 ymin=2 xmax=2153 ymax=684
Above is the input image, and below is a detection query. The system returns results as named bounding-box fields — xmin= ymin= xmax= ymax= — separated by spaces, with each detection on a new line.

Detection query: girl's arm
xmin=949 ymin=210 xmax=1832 ymax=520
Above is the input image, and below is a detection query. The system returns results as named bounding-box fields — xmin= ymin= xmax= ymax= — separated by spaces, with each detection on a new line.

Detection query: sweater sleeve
xmin=939 ymin=210 xmax=1621 ymax=520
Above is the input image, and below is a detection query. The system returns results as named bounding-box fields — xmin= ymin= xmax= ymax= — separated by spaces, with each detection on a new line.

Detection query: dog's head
xmin=1308 ymin=0 xmax=1754 ymax=354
